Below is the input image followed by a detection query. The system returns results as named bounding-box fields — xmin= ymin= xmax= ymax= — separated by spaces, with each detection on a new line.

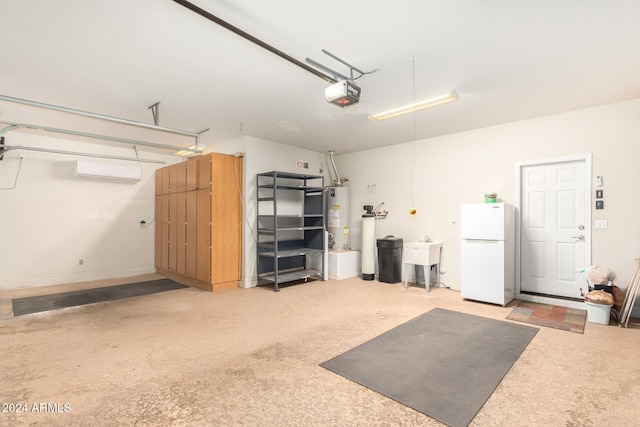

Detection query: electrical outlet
xmin=595 ymin=219 xmax=608 ymax=229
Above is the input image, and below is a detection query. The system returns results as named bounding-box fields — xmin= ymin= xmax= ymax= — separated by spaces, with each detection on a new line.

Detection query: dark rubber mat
xmin=321 ymin=308 xmax=538 ymax=427
xmin=11 ymin=278 xmax=188 ymax=316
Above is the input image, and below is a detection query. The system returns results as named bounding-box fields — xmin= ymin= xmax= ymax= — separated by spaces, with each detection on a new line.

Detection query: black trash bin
xmin=377 ymin=235 xmax=403 ymax=283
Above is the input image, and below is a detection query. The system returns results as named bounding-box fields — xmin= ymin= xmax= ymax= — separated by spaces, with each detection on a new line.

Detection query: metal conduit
xmin=0 ymin=94 xmax=199 ymax=138
xmin=1 ymin=145 xmax=166 ymax=164
xmin=172 ymin=0 xmax=338 ymax=84
xmin=328 ymin=150 xmax=341 ymax=184
xmin=0 ymin=120 xmax=203 ymax=154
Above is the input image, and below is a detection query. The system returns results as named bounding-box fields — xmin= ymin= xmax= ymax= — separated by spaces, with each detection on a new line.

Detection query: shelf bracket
xmin=148 ymin=102 xmax=160 ymax=126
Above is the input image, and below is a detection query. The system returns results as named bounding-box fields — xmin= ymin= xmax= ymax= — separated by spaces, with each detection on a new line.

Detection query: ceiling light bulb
xmin=369 ymin=91 xmax=459 ymax=121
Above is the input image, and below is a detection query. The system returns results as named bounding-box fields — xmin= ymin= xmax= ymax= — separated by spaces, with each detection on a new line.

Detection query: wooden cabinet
xmin=155 ymin=153 xmax=242 ymax=291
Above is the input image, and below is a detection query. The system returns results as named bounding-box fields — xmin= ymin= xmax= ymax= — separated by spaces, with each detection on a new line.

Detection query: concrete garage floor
xmin=1 ymin=274 xmax=639 ymax=426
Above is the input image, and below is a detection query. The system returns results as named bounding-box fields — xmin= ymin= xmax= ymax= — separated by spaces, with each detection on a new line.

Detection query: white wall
xmin=336 ymin=99 xmax=640 ymax=307
xmin=4 ymin=97 xmax=639 ymax=316
xmin=0 ymin=133 xmax=178 ymax=290
xmin=0 ymin=129 xmax=329 ymax=291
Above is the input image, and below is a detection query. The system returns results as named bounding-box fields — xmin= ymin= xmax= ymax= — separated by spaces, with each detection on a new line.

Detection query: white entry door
xmin=519 ymin=157 xmax=591 ymax=298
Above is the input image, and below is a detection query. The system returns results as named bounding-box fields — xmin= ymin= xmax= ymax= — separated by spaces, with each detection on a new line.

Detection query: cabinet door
xmin=185 ymin=190 xmax=198 ymax=278
xmin=196 ymin=188 xmax=211 ymax=282
xmin=159 ymin=167 xmax=170 ymax=195
xmin=211 ymin=154 xmax=242 ymax=284
xmin=175 ymin=162 xmax=187 ymax=193
xmin=154 ymin=195 xmax=162 ymax=268
xmin=176 ymin=192 xmax=187 ymax=275
xmin=186 ymin=157 xmax=198 ymax=191
xmin=168 ymin=193 xmax=179 ymax=271
xmin=159 ymin=194 xmax=170 ymax=271
xmin=155 ymin=169 xmax=162 ymax=196
xmin=169 ymin=164 xmax=179 ymax=193
xmin=197 ymin=154 xmax=212 ymax=189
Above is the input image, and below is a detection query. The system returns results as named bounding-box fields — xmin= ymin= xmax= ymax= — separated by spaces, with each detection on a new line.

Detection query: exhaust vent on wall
xmin=75 ymin=160 xmax=142 ymax=182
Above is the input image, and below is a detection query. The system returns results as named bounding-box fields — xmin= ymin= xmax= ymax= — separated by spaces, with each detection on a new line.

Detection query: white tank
xmin=326 ymin=186 xmax=350 ymax=250
xmin=361 ymin=206 xmax=376 ymax=281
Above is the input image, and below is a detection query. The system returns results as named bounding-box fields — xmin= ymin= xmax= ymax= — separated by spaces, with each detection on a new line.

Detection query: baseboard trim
xmin=0 ymin=267 xmax=157 ymax=291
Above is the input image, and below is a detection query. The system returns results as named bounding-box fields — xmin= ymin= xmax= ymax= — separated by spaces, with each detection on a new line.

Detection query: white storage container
xmin=585 ymin=301 xmax=612 ymax=325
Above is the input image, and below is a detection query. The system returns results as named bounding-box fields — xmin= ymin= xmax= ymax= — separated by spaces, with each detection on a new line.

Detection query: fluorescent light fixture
xmin=175 ymin=144 xmax=206 ymax=156
xmin=369 ymin=91 xmax=459 ymax=121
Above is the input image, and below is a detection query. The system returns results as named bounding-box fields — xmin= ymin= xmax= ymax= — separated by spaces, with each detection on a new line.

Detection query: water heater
xmin=326 ymin=186 xmax=350 ymax=250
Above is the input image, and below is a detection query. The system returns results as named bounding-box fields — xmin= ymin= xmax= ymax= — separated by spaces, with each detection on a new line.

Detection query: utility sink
xmin=403 ymin=241 xmax=443 ymax=292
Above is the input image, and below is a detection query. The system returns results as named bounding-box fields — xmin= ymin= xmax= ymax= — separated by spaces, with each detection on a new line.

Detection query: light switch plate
xmin=595 ymin=219 xmax=608 ymax=229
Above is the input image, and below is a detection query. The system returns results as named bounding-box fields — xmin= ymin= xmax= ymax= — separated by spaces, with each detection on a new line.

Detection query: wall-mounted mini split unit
xmin=75 ymin=160 xmax=142 ymax=182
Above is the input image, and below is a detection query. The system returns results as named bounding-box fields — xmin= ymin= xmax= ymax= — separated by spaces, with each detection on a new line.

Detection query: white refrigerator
xmin=460 ymin=203 xmax=515 ymax=306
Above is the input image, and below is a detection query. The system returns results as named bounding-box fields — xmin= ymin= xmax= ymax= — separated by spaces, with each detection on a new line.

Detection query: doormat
xmin=506 ymin=301 xmax=586 ymax=334
xmin=320 ymin=308 xmax=538 ymax=427
xmin=11 ymin=278 xmax=188 ymax=317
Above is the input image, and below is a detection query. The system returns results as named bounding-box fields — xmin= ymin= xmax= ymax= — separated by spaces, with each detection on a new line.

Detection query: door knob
xmin=571 ymin=234 xmax=585 ymax=241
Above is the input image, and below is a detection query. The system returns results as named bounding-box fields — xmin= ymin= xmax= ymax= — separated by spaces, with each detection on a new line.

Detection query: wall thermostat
xmin=596 ymin=200 xmax=604 ymax=210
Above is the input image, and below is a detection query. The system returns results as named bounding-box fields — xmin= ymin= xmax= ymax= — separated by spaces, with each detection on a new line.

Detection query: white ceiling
xmin=2 ymin=0 xmax=640 ymax=155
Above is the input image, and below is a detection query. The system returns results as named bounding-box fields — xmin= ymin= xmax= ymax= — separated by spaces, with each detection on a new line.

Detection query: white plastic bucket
xmin=585 ymin=301 xmax=612 ymax=325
